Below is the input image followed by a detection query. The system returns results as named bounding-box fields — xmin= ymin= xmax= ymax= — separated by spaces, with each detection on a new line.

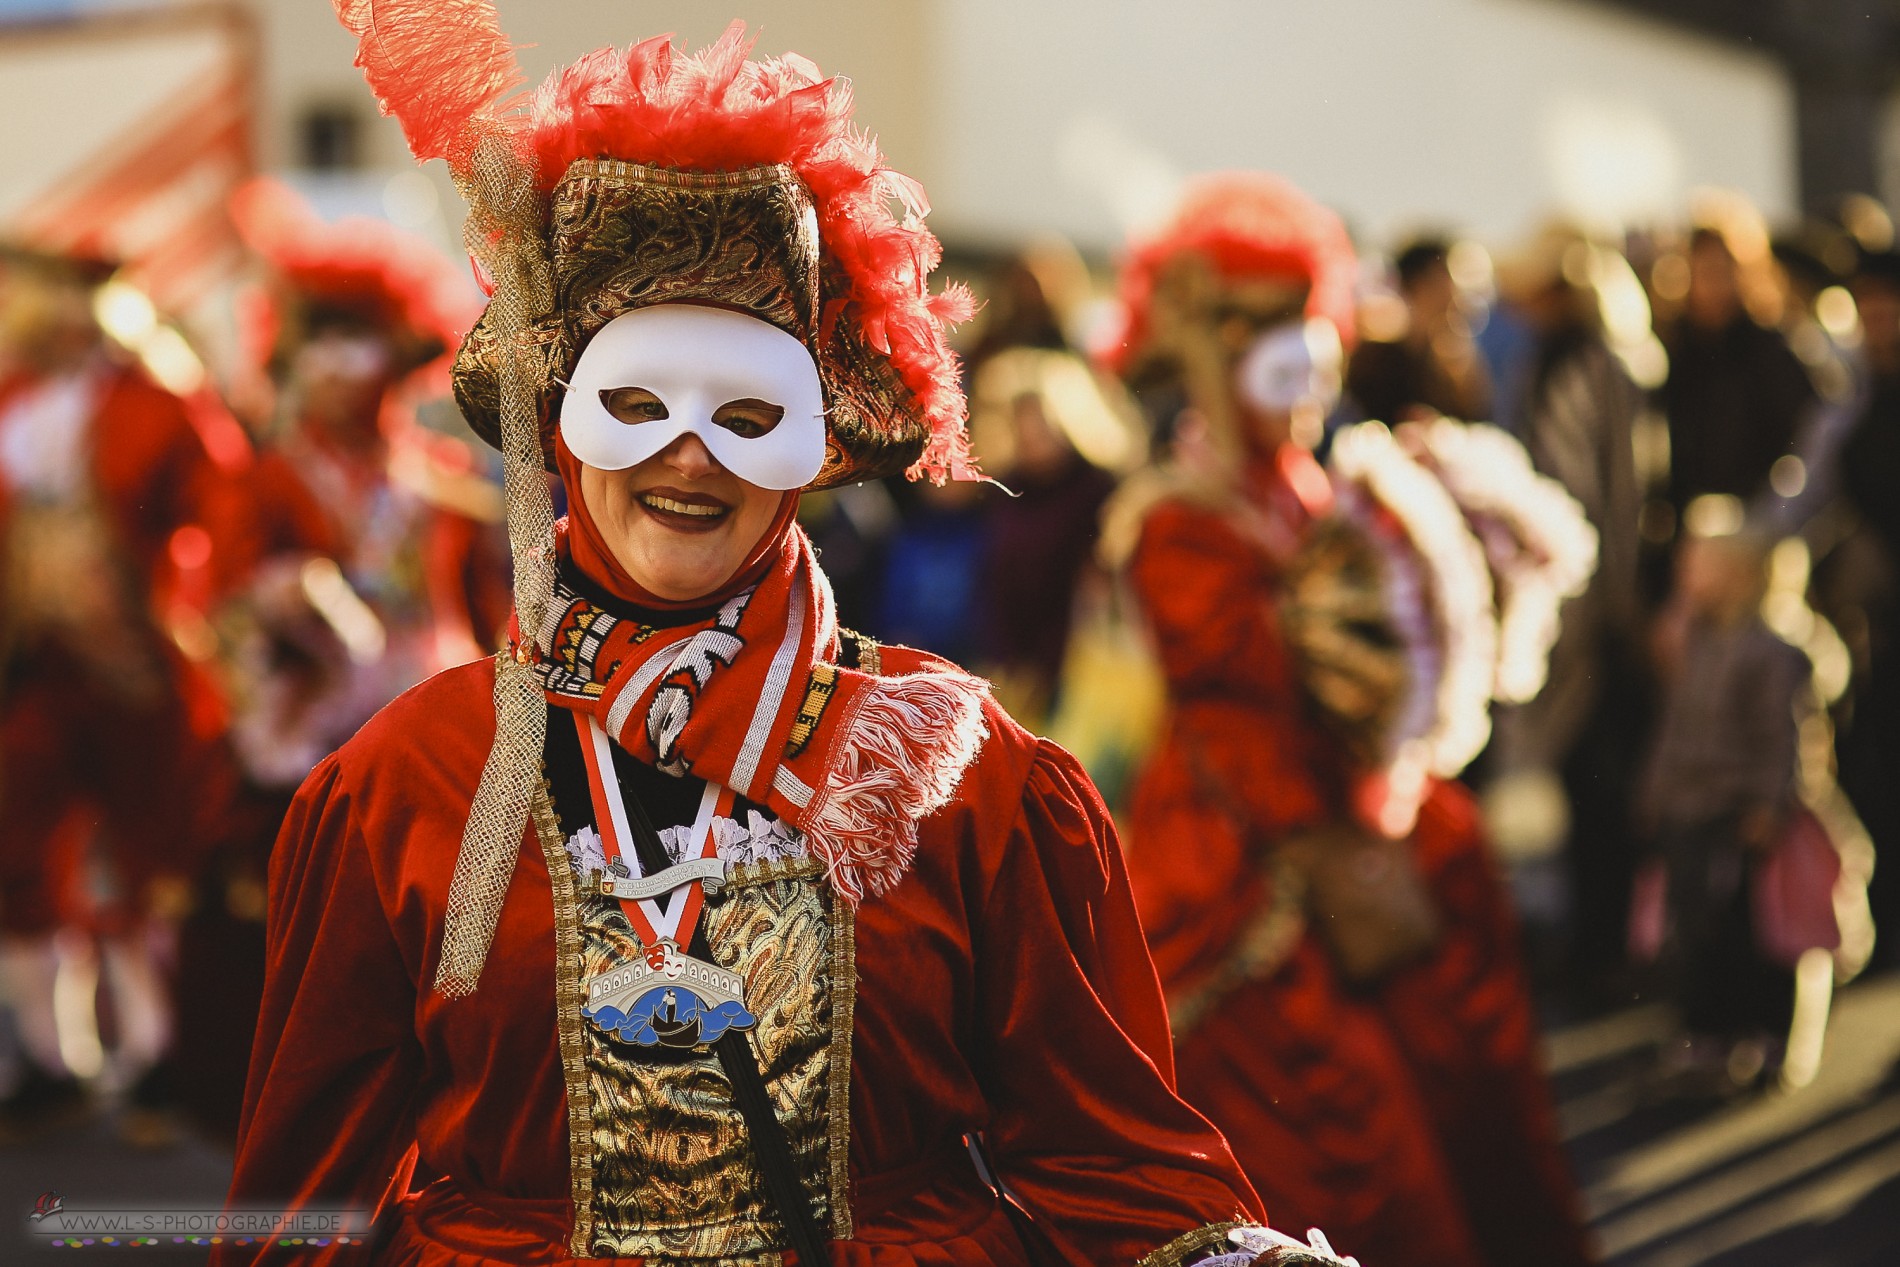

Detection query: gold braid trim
xmin=567 ymin=157 xmax=797 ymax=191
xmin=785 ymin=662 xmax=841 ymax=759
xmin=530 ymin=771 xmax=597 ymax=1257
xmin=1137 ymin=1221 xmax=1244 ymax=1267
xmin=826 ymin=883 xmax=858 ymax=1238
xmin=1167 ymin=858 xmax=1306 ymax=1039
xmin=854 ymin=633 xmax=882 ymax=677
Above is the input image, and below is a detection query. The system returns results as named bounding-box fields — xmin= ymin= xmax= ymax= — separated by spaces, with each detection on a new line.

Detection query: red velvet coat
xmin=0 ymin=362 xmax=235 ymax=933
xmin=1123 ymin=492 xmax=1593 ymax=1267
xmin=219 ymin=648 xmax=1263 ymax=1266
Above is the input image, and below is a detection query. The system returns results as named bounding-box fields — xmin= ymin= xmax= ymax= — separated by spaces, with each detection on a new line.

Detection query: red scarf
xmin=531 ymin=522 xmax=989 ymax=902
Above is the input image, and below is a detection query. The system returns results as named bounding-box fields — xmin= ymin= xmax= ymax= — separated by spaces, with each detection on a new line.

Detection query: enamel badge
xmin=583 ymin=939 xmax=756 ymax=1049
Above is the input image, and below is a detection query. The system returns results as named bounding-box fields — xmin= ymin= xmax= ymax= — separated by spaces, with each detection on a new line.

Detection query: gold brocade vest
xmin=531 ymin=778 xmax=857 ymax=1265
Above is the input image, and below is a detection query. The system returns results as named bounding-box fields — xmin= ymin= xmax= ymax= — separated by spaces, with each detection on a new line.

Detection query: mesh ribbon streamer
xmin=434 ymin=126 xmax=558 ymax=998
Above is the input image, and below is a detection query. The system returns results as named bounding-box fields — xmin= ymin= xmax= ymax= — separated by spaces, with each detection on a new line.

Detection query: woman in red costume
xmin=221 ymin=10 xmax=1353 ymax=1267
xmin=1102 ymin=174 xmax=1595 ymax=1267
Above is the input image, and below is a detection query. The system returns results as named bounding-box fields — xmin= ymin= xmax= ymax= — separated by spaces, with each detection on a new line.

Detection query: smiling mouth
xmin=637 ymin=490 xmax=730 ymax=530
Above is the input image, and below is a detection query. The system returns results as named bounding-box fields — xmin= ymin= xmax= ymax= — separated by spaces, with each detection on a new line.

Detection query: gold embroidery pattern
xmin=530 ymin=773 xmax=598 ymax=1258
xmin=578 ymin=865 xmax=837 ymax=1263
xmin=784 ymin=662 xmax=840 ymax=759
xmin=1137 ymin=1221 xmax=1244 ymax=1267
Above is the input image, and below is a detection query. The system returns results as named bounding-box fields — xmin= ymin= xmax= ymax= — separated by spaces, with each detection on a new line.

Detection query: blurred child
xmin=1639 ymin=510 xmax=1807 ymax=1085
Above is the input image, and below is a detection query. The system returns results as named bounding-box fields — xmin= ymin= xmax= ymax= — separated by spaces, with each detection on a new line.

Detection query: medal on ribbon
xmin=571 ymin=713 xmax=757 ymax=1049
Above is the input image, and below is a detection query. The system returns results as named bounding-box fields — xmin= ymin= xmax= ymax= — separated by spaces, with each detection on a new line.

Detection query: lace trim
xmin=565 ymin=810 xmax=809 ymax=884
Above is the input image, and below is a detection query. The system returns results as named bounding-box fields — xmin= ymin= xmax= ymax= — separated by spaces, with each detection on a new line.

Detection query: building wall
xmin=8 ymin=0 xmax=1797 ymax=254
xmin=927 ymin=0 xmax=1796 ymax=249
xmin=252 ymin=1 xmax=934 ymax=176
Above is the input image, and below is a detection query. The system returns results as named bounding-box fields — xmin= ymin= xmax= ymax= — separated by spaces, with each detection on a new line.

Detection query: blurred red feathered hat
xmin=330 ymin=2 xmax=972 ymax=485
xmin=228 ymin=176 xmax=482 ymax=377
xmin=1102 ymin=170 xmax=1358 ymax=377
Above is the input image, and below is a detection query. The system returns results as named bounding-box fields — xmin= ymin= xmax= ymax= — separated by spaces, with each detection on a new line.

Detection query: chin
xmin=629 ymin=544 xmax=735 ymax=602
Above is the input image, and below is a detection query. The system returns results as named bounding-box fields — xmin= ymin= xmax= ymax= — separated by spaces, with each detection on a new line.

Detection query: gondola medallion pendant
xmin=571 ymin=714 xmax=757 ymax=1050
xmin=585 ymin=938 xmax=754 ymax=1049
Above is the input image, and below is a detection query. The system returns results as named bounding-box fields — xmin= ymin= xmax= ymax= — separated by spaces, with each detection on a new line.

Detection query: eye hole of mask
xmin=712 ymin=398 xmax=785 ymax=439
xmin=600 ymin=387 xmax=669 ymax=424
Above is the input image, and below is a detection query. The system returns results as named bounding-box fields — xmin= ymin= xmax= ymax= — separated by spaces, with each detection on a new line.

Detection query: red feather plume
xmin=1103 ymin=171 xmax=1359 ymax=376
xmin=331 ymin=0 xmax=523 ymax=171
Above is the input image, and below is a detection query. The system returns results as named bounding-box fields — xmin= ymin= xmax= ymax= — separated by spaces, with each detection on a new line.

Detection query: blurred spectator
xmin=967 ymin=347 xmax=1143 ymax=724
xmin=1638 ymin=513 xmax=1805 ymax=1085
xmin=962 ymin=238 xmax=1094 ymax=374
xmin=1830 ymin=248 xmax=1900 ymax=966
xmin=1750 ymin=222 xmax=1864 ymax=534
xmin=873 ymin=476 xmax=987 ymax=665
xmin=1773 ymin=222 xmax=1860 ymax=409
xmin=862 ymin=242 xmax=1105 ymax=663
xmin=1483 ymin=224 xmax=1649 ymax=977
xmin=1346 ymin=236 xmax=1492 ymax=424
xmin=1657 ymin=217 xmax=1816 ymax=515
xmin=1492 ymin=224 xmax=1645 ymax=698
xmin=1839 ymin=251 xmax=1900 ymax=552
xmin=797 ymin=482 xmax=898 ymax=635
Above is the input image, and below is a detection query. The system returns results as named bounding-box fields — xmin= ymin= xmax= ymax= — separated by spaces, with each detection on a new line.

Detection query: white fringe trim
xmin=802 ymin=669 xmax=991 ymax=903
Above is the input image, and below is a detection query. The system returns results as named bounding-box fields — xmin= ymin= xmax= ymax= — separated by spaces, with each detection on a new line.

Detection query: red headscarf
xmin=553 ymin=432 xmax=800 ymax=613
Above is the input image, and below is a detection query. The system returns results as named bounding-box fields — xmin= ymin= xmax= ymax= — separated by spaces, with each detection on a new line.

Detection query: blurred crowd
xmin=0 ymin=161 xmax=1894 ymax=1257
xmin=816 ymin=192 xmax=1894 ymax=1096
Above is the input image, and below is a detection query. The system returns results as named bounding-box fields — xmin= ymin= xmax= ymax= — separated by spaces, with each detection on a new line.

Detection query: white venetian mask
xmin=559 ymin=304 xmax=826 ymax=491
xmin=1236 ymin=316 xmax=1344 ymax=416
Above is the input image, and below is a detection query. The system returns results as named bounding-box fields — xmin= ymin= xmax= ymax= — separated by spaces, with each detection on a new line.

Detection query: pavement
xmin=0 ymin=974 xmax=1894 ymax=1263
xmin=1552 ymin=972 xmax=1900 ymax=1266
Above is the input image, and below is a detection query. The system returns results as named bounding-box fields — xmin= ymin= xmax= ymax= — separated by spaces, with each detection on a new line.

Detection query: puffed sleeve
xmin=215 ymin=755 xmax=422 ymax=1264
xmin=971 ymin=738 xmax=1265 ymax=1266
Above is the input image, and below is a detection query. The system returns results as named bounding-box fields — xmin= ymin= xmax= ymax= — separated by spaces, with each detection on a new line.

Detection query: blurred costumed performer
xmin=0 ymin=246 xmax=238 ymax=1126
xmin=162 ymin=181 xmax=503 ymax=1142
xmin=220 ymin=10 xmax=1355 ymax=1267
xmin=1100 ymin=172 xmax=1595 ymax=1267
xmin=223 ymin=176 xmax=505 ymax=787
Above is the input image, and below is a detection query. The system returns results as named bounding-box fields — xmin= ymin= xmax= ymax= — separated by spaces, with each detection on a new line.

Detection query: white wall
xmin=253 ymin=1 xmax=932 ymax=175
xmin=0 ymin=17 xmax=233 ymax=221
xmin=93 ymin=0 xmax=1804 ymax=255
xmin=927 ymin=0 xmax=1796 ymax=250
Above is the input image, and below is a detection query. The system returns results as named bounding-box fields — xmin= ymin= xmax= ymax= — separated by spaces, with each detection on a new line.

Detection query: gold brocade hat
xmin=453 ymin=158 xmax=936 ymax=487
